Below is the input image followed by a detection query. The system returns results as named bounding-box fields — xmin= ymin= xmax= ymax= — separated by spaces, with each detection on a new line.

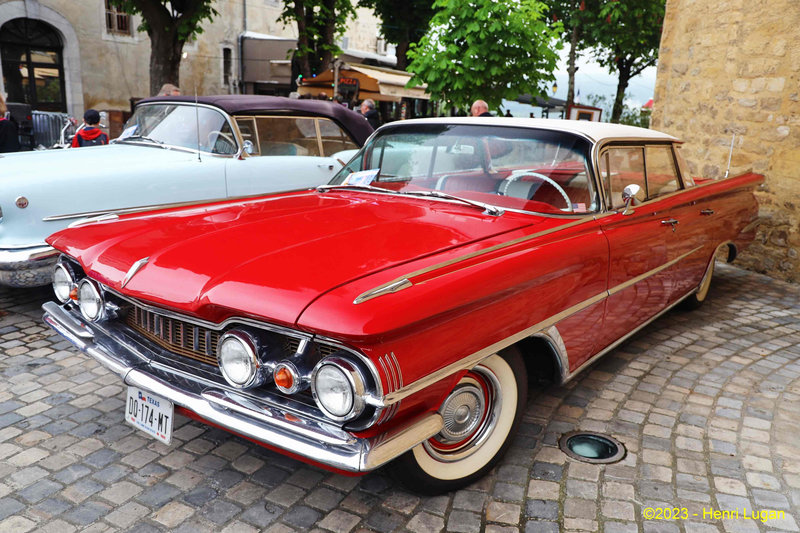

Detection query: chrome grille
xmin=283 ymin=338 xmax=340 ymax=357
xmin=126 ymin=305 xmax=219 ymax=366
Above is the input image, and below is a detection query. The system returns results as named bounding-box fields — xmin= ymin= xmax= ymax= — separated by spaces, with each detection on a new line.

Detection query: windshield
xmin=329 ymin=124 xmax=598 ymax=215
xmin=120 ymin=104 xmax=237 ymax=154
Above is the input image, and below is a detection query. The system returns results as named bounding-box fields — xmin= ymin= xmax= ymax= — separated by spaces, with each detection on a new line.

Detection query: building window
xmin=105 ymin=1 xmax=131 ymax=35
xmin=223 ymin=47 xmax=232 ymax=86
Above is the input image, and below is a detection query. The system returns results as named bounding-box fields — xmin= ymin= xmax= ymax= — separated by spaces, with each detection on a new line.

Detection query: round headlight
xmin=52 ymin=263 xmax=74 ymax=303
xmin=312 ymin=358 xmax=366 ymax=421
xmin=217 ymin=331 xmax=262 ymax=388
xmin=77 ymin=279 xmax=104 ymax=321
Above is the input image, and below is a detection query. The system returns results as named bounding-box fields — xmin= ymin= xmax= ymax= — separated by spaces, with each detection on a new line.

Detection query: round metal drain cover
xmin=558 ymin=431 xmax=626 ymax=464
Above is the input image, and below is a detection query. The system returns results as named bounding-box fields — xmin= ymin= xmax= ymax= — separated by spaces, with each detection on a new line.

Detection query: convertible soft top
xmin=139 ymin=94 xmax=374 ymax=146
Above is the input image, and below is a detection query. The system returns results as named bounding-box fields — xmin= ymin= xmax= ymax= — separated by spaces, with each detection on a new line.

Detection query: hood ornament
xmin=121 ymin=257 xmax=149 ymax=289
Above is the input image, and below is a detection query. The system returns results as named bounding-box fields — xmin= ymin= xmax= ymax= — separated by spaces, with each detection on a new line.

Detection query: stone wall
xmin=651 ymin=0 xmax=800 ymax=281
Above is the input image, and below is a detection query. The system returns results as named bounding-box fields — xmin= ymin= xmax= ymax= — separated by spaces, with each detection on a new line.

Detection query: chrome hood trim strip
xmin=354 ymin=217 xmax=594 ymax=305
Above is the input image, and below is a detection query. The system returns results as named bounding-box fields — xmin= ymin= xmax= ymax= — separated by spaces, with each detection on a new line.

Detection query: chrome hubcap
xmin=438 ymin=384 xmax=485 ymax=443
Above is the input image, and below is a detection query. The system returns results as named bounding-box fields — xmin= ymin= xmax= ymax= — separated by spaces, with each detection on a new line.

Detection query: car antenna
xmin=195 ymin=84 xmax=202 ymax=162
xmin=723 ymin=133 xmax=735 ymax=179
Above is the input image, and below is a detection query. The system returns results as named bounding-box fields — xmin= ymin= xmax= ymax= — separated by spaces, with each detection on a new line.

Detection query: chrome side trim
xmin=354 ymin=217 xmax=595 ymax=305
xmin=380 ymin=245 xmax=703 ymax=406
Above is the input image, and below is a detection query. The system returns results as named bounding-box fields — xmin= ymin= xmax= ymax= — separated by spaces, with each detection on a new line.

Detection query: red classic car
xmin=42 ymin=118 xmax=762 ymax=493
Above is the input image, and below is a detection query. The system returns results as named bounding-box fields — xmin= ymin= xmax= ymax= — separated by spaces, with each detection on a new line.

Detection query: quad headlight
xmin=311 ymin=357 xmax=367 ymax=421
xmin=217 ymin=331 xmax=265 ymax=389
xmin=52 ymin=263 xmax=75 ymax=303
xmin=77 ymin=279 xmax=104 ymax=321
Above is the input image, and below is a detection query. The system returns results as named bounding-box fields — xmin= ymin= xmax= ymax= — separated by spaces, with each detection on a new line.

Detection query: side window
xmin=235 ymin=117 xmax=259 ymax=155
xmin=645 ymin=145 xmax=681 ymax=197
xmin=318 ymin=118 xmax=358 ymax=156
xmin=602 ymin=147 xmax=647 ymax=209
xmin=254 ymin=117 xmax=321 ymax=156
xmin=674 ymin=145 xmax=695 ymax=187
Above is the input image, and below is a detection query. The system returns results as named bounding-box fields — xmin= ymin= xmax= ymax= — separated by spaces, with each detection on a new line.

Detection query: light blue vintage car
xmin=0 ymin=95 xmax=372 ymax=287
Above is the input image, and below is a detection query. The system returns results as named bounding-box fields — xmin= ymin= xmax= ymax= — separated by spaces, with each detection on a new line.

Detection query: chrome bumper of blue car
xmin=0 ymin=245 xmax=59 ymax=287
xmin=42 ymin=301 xmax=442 ymax=473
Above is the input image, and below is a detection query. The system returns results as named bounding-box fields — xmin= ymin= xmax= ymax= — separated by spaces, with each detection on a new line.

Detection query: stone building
xmin=0 ymin=0 xmax=388 ymax=133
xmin=651 ymin=0 xmax=800 ymax=281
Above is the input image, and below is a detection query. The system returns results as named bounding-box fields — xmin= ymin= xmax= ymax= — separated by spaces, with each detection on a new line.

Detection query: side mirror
xmin=242 ymin=140 xmax=255 ymax=155
xmin=621 ymin=184 xmax=641 ymax=215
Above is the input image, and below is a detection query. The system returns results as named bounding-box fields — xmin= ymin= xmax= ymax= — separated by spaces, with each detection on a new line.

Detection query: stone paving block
xmin=445 ymin=509 xmax=482 ymax=533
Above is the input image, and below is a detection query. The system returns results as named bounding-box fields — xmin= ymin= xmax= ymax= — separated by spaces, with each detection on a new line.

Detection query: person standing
xmin=71 ymin=109 xmax=108 ymax=147
xmin=470 ymin=100 xmax=492 ymax=117
xmin=0 ymin=95 xmax=20 ymax=153
xmin=157 ymin=83 xmax=181 ymax=96
xmin=360 ymin=99 xmax=381 ymax=129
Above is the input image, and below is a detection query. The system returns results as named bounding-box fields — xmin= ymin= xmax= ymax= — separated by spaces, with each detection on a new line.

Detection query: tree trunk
xmin=395 ymin=39 xmax=410 ymax=70
xmin=566 ymin=24 xmax=579 ymax=107
xmin=611 ymin=58 xmax=631 ymax=123
xmin=148 ymin=28 xmax=183 ymax=96
xmin=294 ymin=2 xmax=313 ymax=78
xmin=319 ymin=0 xmax=338 ymax=73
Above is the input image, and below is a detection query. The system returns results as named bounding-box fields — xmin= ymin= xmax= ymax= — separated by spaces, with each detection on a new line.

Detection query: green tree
xmin=547 ymin=0 xmax=602 ymax=107
xmin=359 ymin=0 xmax=436 ymax=70
xmin=406 ymin=0 xmax=562 ymax=111
xmin=592 ymin=0 xmax=665 ymax=122
xmin=281 ymin=0 xmax=356 ymax=79
xmin=110 ymin=0 xmax=218 ymax=96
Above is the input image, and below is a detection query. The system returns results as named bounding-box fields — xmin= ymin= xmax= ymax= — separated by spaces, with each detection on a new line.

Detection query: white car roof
xmin=390 ymin=117 xmax=679 ymax=143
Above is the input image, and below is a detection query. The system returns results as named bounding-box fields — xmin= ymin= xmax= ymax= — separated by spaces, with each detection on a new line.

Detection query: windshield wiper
xmin=316 ymin=184 xmax=396 ymax=194
xmin=399 ymin=190 xmax=504 ymax=216
xmin=116 ymin=135 xmax=166 ymax=147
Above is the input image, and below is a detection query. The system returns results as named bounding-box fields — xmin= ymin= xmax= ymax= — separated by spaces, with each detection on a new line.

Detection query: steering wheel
xmin=207 ymin=131 xmax=236 ymax=154
xmin=500 ymin=171 xmax=573 ymax=212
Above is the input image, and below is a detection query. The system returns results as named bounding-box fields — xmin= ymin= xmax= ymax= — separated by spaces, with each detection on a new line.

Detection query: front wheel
xmin=390 ymin=349 xmax=527 ymax=494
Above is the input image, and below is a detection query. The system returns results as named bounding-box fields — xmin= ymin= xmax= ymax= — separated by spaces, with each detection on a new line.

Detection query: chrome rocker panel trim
xmin=42 ymin=301 xmax=442 ymax=473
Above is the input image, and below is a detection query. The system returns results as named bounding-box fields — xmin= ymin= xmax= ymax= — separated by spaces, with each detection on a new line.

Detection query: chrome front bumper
xmin=42 ymin=301 xmax=442 ymax=472
xmin=0 ymin=245 xmax=59 ymax=287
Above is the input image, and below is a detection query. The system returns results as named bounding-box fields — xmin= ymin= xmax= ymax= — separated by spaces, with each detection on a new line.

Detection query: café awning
xmin=298 ymin=63 xmax=428 ymax=102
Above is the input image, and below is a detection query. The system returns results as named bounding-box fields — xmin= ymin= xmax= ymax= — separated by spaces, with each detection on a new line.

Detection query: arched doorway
xmin=1 ymin=18 xmax=67 ymax=112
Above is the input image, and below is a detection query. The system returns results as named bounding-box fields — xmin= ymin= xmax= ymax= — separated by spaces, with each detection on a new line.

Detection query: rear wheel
xmin=390 ymin=349 xmax=527 ymax=494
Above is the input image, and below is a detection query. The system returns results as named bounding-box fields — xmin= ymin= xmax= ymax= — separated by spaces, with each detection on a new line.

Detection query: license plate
xmin=125 ymin=386 xmax=173 ymax=445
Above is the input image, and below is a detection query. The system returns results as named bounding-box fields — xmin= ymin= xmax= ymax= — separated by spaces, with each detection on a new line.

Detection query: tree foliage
xmin=359 ymin=0 xmax=436 ymax=70
xmin=586 ymin=93 xmax=651 ymax=127
xmin=407 ymin=0 xmax=562 ymax=111
xmin=110 ymin=0 xmax=218 ymax=96
xmin=591 ymin=0 xmax=665 ymax=122
xmin=281 ymin=0 xmax=356 ymax=79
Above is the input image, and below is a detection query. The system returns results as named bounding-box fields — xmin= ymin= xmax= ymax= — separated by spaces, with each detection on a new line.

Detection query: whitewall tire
xmin=390 ymin=349 xmax=526 ymax=494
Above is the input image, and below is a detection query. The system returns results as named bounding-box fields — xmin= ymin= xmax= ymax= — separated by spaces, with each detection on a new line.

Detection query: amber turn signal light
xmin=69 ymin=287 xmax=79 ymax=301
xmin=274 ymin=366 xmax=294 ymax=390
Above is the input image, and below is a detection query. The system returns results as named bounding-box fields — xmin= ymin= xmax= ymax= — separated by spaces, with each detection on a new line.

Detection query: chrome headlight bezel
xmin=217 ymin=330 xmax=265 ymax=389
xmin=77 ymin=279 xmax=105 ymax=321
xmin=52 ymin=262 xmax=75 ymax=304
xmin=311 ymin=356 xmax=367 ymax=422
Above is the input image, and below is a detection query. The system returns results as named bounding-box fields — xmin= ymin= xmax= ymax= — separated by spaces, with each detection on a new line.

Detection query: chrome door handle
xmin=700 ymin=209 xmax=715 ymax=216
xmin=661 ymin=218 xmax=679 ymax=232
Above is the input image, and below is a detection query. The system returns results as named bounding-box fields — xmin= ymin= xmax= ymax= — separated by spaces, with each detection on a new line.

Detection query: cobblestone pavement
xmin=0 ymin=264 xmax=798 ymax=533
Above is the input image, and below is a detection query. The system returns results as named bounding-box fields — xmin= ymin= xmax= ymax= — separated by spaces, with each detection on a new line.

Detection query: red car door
xmin=594 ymin=146 xmax=674 ymax=355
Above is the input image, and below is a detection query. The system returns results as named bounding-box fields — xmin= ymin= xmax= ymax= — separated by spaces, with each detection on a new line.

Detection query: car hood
xmin=47 ymin=190 xmax=541 ymax=327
